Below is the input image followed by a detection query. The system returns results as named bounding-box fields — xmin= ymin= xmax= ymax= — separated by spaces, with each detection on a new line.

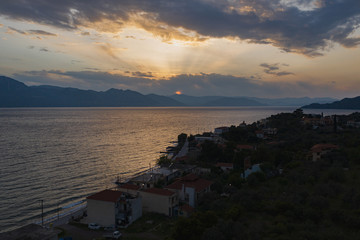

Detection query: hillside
xmin=302 ymin=96 xmax=360 ymax=109
xmin=0 ymin=76 xmax=183 ymax=107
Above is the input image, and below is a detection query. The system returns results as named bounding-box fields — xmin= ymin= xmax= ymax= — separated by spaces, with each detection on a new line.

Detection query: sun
xmin=175 ymin=91 xmax=182 ymax=95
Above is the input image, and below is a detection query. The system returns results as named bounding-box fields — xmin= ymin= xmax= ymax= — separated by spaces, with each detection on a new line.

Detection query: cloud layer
xmin=1 ymin=0 xmax=360 ymax=56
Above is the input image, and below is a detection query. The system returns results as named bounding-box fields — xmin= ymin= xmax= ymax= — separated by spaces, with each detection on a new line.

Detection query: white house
xmin=165 ymin=173 xmax=213 ymax=208
xmin=116 ymin=184 xmax=179 ymax=217
xmin=214 ymin=127 xmax=229 ymax=135
xmin=86 ymin=189 xmax=142 ymax=227
xmin=141 ymin=188 xmax=179 ymax=216
xmin=310 ymin=144 xmax=339 ymax=162
xmin=216 ymin=162 xmax=234 ymax=172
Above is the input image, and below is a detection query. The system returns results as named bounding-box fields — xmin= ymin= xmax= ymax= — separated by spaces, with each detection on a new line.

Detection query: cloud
xmin=97 ymin=43 xmax=123 ymax=59
xmin=1 ymin=1 xmax=360 ymax=56
xmin=6 ymin=26 xmax=57 ymax=37
xmin=28 ymin=29 xmax=57 ymax=36
xmin=132 ymin=71 xmax=154 ymax=78
xmin=260 ymin=63 xmax=294 ymax=76
xmin=11 ymin=69 xmax=348 ymax=98
xmin=39 ymin=47 xmax=50 ymax=52
xmin=7 ymin=26 xmax=26 ymax=35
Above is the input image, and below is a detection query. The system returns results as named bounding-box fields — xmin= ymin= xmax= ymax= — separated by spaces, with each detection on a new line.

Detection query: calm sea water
xmin=0 ymin=107 xmax=357 ymax=232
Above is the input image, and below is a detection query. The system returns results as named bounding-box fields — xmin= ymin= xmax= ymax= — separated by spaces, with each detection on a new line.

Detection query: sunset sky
xmin=0 ymin=0 xmax=359 ymax=98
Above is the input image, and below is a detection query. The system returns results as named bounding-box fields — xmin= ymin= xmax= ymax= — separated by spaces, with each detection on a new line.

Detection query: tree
xmin=156 ymin=154 xmax=171 ymax=166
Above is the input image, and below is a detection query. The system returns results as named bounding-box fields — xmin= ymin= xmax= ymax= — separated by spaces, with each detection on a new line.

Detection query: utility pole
xmin=39 ymin=200 xmax=44 ymax=226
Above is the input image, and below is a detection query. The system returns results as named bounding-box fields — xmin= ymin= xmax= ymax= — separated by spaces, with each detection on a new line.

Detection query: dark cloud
xmin=260 ymin=63 xmax=294 ymax=76
xmin=7 ymin=26 xmax=26 ymax=35
xmin=132 ymin=71 xmax=154 ymax=78
xmin=0 ymin=0 xmax=359 ymax=56
xmin=12 ymin=69 xmax=342 ymax=98
xmin=39 ymin=47 xmax=50 ymax=52
xmin=71 ymin=60 xmax=82 ymax=64
xmin=28 ymin=29 xmax=57 ymax=36
xmin=81 ymin=31 xmax=90 ymax=36
xmin=6 ymin=26 xmax=57 ymax=36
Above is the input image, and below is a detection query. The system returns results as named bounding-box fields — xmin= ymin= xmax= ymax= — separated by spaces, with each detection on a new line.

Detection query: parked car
xmin=104 ymin=225 xmax=116 ymax=231
xmin=113 ymin=231 xmax=122 ymax=239
xmin=88 ymin=223 xmax=100 ymax=230
xmin=103 ymin=230 xmax=122 ymax=239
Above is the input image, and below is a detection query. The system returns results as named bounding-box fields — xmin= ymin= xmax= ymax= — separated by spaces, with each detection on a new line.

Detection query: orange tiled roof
xmin=87 ymin=189 xmax=123 ymax=203
xmin=166 ymin=173 xmax=213 ymax=193
xmin=180 ymin=204 xmax=195 ymax=213
xmin=236 ymin=144 xmax=254 ymax=150
xmin=216 ymin=162 xmax=233 ymax=168
xmin=119 ymin=183 xmax=141 ymax=190
xmin=311 ymin=144 xmax=338 ymax=153
xmin=143 ymin=188 xmax=176 ymax=196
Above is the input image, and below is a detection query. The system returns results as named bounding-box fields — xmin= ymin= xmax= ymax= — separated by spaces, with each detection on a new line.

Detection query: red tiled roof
xmin=215 ymin=127 xmax=229 ymax=130
xmin=181 ymin=173 xmax=199 ymax=182
xmin=87 ymin=189 xmax=123 ymax=203
xmin=119 ymin=183 xmax=141 ymax=190
xmin=166 ymin=173 xmax=213 ymax=193
xmin=143 ymin=188 xmax=176 ymax=196
xmin=216 ymin=162 xmax=233 ymax=168
xmin=236 ymin=144 xmax=254 ymax=150
xmin=311 ymin=144 xmax=339 ymax=153
xmin=174 ymin=156 xmax=189 ymax=162
xmin=180 ymin=204 xmax=195 ymax=213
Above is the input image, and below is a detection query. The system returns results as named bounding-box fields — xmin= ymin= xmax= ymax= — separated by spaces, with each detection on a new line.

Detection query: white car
xmin=112 ymin=231 xmax=122 ymax=239
xmin=103 ymin=230 xmax=122 ymax=239
xmin=88 ymin=223 xmax=101 ymax=230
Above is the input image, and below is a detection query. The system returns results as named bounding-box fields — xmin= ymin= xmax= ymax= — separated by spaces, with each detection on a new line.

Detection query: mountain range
xmin=302 ymin=96 xmax=360 ymax=109
xmin=0 ymin=76 xmax=340 ymax=107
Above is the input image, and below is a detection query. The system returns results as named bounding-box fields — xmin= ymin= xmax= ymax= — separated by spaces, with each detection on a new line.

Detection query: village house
xmin=236 ymin=144 xmax=255 ymax=151
xmin=242 ymin=164 xmax=262 ymax=178
xmin=128 ymin=172 xmax=163 ymax=189
xmin=216 ymin=162 xmax=234 ymax=172
xmin=310 ymin=143 xmax=339 ymax=162
xmin=86 ymin=189 xmax=142 ymax=227
xmin=165 ymin=173 xmax=213 ymax=208
xmin=116 ymin=184 xmax=178 ymax=217
xmin=141 ymin=188 xmax=179 ymax=217
xmin=214 ymin=126 xmax=229 ymax=135
xmin=239 ymin=121 xmax=247 ymax=128
xmin=346 ymin=120 xmax=360 ymax=128
xmin=194 ymin=136 xmax=214 ymax=143
xmin=255 ymin=130 xmax=265 ymax=139
xmin=263 ymin=128 xmax=278 ymax=135
xmin=178 ymin=204 xmax=195 ymax=217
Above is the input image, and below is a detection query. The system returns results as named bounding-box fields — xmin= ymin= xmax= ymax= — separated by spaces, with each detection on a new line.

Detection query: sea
xmin=0 ymin=106 xmax=357 ymax=232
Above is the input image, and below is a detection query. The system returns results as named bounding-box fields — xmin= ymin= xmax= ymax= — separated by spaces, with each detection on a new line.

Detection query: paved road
xmin=174 ymin=139 xmax=188 ymax=160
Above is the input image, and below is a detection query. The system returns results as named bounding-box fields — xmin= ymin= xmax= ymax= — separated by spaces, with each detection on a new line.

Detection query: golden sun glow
xmin=175 ymin=91 xmax=182 ymax=95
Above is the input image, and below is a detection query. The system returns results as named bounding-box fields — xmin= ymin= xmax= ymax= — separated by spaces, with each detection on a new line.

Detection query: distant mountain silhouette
xmin=302 ymin=96 xmax=360 ymax=109
xmin=0 ymin=76 xmax=339 ymax=107
xmin=0 ymin=76 xmax=183 ymax=107
xmin=169 ymin=94 xmax=222 ymax=106
xmin=249 ymin=97 xmax=337 ymax=106
xmin=169 ymin=94 xmax=336 ymax=107
xmin=202 ymin=97 xmax=265 ymax=106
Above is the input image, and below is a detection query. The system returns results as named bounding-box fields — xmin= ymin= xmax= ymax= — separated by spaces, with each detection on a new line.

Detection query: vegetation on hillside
xmin=169 ymin=109 xmax=360 ymax=240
